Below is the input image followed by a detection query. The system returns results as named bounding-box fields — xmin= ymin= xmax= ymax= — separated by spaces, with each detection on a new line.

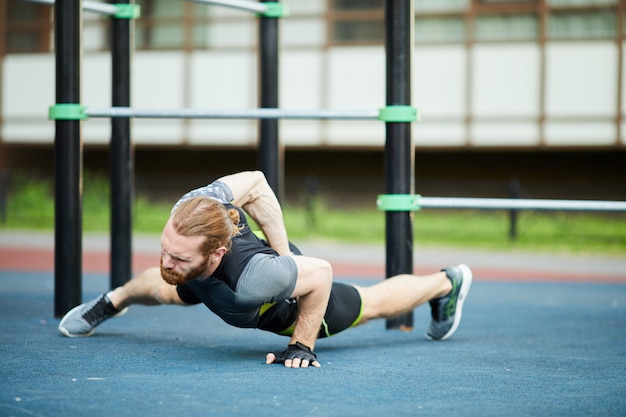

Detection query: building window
xmin=475 ymin=13 xmax=539 ymax=41
xmin=4 ymin=0 xmax=52 ymax=54
xmin=312 ymin=0 xmax=621 ymax=46
xmin=415 ymin=0 xmax=468 ymax=44
xmin=135 ymin=0 xmax=209 ymax=50
xmin=333 ymin=19 xmax=384 ymax=43
xmin=415 ymin=16 xmax=466 ymax=43
xmin=477 ymin=0 xmax=539 ymax=5
xmin=549 ymin=11 xmax=616 ymax=39
xmin=334 ymin=0 xmax=383 ymax=11
xmin=329 ymin=0 xmax=384 ymax=45
xmin=415 ymin=0 xmax=469 ymax=13
xmin=547 ymin=0 xmax=616 ymax=6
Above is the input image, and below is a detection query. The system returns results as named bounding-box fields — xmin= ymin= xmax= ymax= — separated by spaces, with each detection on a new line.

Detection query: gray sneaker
xmin=58 ymin=294 xmax=128 ymax=337
xmin=425 ymin=264 xmax=473 ymax=341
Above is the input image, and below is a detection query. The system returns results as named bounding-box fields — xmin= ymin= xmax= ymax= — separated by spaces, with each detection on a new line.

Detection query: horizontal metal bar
xmin=84 ymin=107 xmax=380 ymax=120
xmin=22 ymin=0 xmax=119 ymax=15
xmin=418 ymin=197 xmax=626 ymax=212
xmin=187 ymin=0 xmax=267 ymax=13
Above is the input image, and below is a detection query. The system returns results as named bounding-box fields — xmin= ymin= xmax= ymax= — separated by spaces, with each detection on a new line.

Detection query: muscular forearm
xmin=241 ymin=193 xmax=291 ymax=256
xmin=287 ymin=258 xmax=334 ymax=350
xmin=289 ymin=289 xmax=328 ymax=350
xmin=219 ymin=171 xmax=291 ymax=255
xmin=266 ymin=256 xmax=333 ymax=368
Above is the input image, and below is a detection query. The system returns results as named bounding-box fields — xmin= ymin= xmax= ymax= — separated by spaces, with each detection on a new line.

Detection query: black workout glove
xmin=272 ymin=342 xmax=317 ymax=365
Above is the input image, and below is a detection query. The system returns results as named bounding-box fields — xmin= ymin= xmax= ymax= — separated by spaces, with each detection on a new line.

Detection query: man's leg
xmin=108 ymin=267 xmax=187 ymax=309
xmin=58 ymin=267 xmax=186 ymax=337
xmin=354 ymin=265 xmax=473 ymax=340
xmin=355 ymin=271 xmax=451 ymax=323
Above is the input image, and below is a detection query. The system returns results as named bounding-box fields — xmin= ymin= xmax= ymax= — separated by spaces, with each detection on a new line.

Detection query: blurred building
xmin=1 ymin=0 xmax=624 ymax=205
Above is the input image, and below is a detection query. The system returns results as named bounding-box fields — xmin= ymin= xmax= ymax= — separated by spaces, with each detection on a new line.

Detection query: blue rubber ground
xmin=1 ymin=271 xmax=625 ymax=417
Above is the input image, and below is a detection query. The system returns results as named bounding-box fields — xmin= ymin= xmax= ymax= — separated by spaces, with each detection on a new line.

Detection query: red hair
xmin=170 ymin=197 xmax=242 ymax=257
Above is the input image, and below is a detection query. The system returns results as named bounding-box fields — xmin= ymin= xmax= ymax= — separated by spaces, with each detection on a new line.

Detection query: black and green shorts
xmin=257 ymin=282 xmax=364 ymax=339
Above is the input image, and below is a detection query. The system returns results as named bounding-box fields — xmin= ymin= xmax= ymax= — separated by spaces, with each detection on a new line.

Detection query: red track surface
xmin=1 ymin=246 xmax=624 ymax=283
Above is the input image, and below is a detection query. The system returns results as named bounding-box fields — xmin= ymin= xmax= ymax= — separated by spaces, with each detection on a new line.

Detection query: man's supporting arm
xmin=266 ymin=256 xmax=333 ymax=368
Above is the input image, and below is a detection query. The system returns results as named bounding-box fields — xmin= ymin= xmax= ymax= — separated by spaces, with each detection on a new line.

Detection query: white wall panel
xmin=83 ymin=23 xmax=108 ymax=51
xmin=207 ymin=21 xmax=256 ymax=48
xmin=281 ymin=50 xmax=323 ymax=109
xmin=209 ymin=5 xmax=256 ymax=18
xmin=414 ymin=45 xmax=466 ymax=117
xmin=413 ymin=121 xmax=466 ymax=147
xmin=282 ymin=121 xmax=324 ymax=146
xmin=190 ymin=51 xmax=255 ymax=108
xmin=546 ymin=42 xmax=617 ymax=117
xmin=2 ymin=54 xmax=54 ymax=118
xmin=327 ymin=47 xmax=385 ymax=110
xmin=83 ymin=119 xmax=111 ymax=144
xmin=2 ymin=54 xmax=54 ymax=142
xmin=82 ymin=52 xmax=113 ymax=144
xmin=325 ymin=120 xmax=385 ymax=146
xmin=287 ymin=0 xmax=325 ymax=14
xmin=472 ymin=44 xmax=540 ymax=117
xmin=188 ymin=120 xmax=255 ymax=145
xmin=133 ymin=52 xmax=186 ymax=108
xmin=132 ymin=119 xmax=185 ymax=144
xmin=471 ymin=122 xmax=540 ymax=146
xmin=283 ymin=20 xmax=326 ymax=47
xmin=2 ymin=29 xmax=624 ymax=150
xmin=2 ymin=121 xmax=53 ymax=143
xmin=545 ymin=121 xmax=615 ymax=145
xmin=83 ymin=53 xmax=112 ymax=108
xmin=622 ymin=41 xmax=626 ymax=120
xmin=130 ymin=52 xmax=187 ymax=144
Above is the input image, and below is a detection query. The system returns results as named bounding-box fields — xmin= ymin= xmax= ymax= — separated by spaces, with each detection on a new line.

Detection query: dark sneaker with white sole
xmin=58 ymin=294 xmax=127 ymax=337
xmin=425 ymin=264 xmax=473 ymax=341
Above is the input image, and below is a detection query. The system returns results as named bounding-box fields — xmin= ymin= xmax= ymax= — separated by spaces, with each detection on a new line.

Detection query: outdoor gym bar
xmin=377 ymin=195 xmax=626 ymax=213
xmin=420 ymin=197 xmax=626 ymax=212
xmin=187 ymin=0 xmax=269 ymax=14
xmin=23 ymin=0 xmax=120 ymax=15
xmin=83 ymin=107 xmax=382 ymax=120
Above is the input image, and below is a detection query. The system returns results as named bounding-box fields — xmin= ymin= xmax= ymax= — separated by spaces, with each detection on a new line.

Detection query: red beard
xmin=160 ymin=257 xmax=207 ymax=285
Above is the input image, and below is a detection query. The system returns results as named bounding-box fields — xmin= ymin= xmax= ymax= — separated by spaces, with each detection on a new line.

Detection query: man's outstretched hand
xmin=266 ymin=342 xmax=321 ymax=368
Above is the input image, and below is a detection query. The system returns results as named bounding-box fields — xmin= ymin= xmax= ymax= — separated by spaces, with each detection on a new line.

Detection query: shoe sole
xmin=425 ymin=264 xmax=473 ymax=341
xmin=58 ymin=304 xmax=128 ymax=338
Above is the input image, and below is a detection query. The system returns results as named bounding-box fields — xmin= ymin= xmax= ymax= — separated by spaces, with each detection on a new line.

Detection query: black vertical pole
xmin=258 ymin=1 xmax=282 ymax=201
xmin=384 ymin=0 xmax=414 ymax=330
xmin=110 ymin=1 xmax=134 ymax=289
xmin=54 ymin=0 xmax=83 ymax=317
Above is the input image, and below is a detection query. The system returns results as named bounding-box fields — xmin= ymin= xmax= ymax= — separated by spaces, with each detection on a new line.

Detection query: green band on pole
xmin=378 ymin=105 xmax=419 ymax=122
xmin=377 ymin=194 xmax=421 ymax=211
xmin=114 ymin=4 xmax=141 ymax=19
xmin=258 ymin=3 xmax=288 ymax=18
xmin=48 ymin=104 xmax=87 ymax=120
